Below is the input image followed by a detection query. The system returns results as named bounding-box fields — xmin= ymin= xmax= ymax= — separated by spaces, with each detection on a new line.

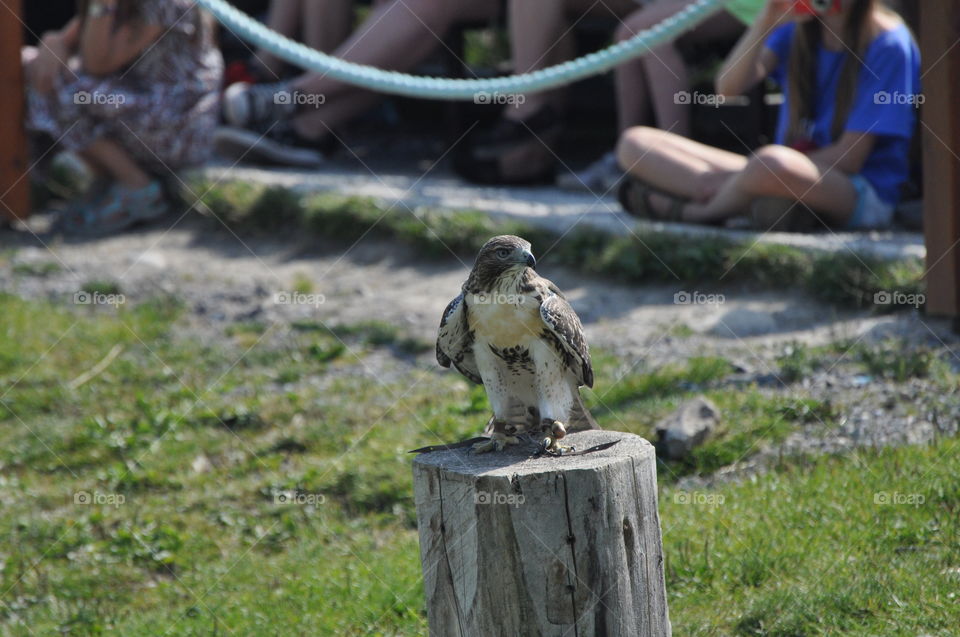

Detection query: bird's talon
xmin=551 ymin=421 xmax=567 ymax=439
xmin=472 ymin=433 xmax=520 ymax=454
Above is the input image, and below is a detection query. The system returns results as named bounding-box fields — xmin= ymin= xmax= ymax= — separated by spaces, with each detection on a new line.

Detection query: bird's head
xmin=467 ymin=235 xmax=536 ymax=290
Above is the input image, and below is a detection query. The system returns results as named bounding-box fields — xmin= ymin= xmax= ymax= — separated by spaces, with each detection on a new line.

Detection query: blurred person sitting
xmin=616 ymin=0 xmax=920 ymax=232
xmin=455 ymin=0 xmax=763 ymax=186
xmin=24 ymin=0 xmax=223 ymax=235
xmin=215 ymin=0 xmax=499 ymax=167
xmin=560 ymin=0 xmax=765 ymax=193
xmin=247 ymin=0 xmax=356 ymax=81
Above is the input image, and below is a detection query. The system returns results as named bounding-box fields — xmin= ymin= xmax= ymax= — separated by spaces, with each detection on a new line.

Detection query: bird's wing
xmin=538 ymin=285 xmax=594 ymax=388
xmin=436 ymin=292 xmax=483 ymax=384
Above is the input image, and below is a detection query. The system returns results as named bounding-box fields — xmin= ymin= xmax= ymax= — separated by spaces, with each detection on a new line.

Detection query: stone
xmin=656 ymin=396 xmax=720 ymax=460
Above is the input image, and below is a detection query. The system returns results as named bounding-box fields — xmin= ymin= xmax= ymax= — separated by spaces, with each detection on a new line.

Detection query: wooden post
xmin=0 ymin=0 xmax=30 ymax=222
xmin=412 ymin=430 xmax=670 ymax=637
xmin=920 ymin=1 xmax=960 ymax=320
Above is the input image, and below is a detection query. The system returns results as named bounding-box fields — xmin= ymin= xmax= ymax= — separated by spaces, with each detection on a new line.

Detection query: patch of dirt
xmin=3 ymin=215 xmax=958 ymax=482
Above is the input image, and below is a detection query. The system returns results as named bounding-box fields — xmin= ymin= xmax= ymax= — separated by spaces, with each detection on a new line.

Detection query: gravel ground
xmin=3 ymin=214 xmax=958 ymax=484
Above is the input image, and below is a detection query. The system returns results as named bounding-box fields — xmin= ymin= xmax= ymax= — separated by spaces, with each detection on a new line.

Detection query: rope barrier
xmin=197 ymin=0 xmax=728 ymax=100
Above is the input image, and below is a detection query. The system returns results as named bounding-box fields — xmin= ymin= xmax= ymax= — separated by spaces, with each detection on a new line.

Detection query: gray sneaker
xmin=213 ymin=125 xmax=326 ymax=167
xmin=556 ymin=152 xmax=624 ymax=194
xmin=223 ymin=81 xmax=299 ymax=129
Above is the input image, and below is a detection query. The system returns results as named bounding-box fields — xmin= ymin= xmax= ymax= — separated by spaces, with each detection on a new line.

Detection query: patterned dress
xmin=26 ymin=0 xmax=223 ymax=174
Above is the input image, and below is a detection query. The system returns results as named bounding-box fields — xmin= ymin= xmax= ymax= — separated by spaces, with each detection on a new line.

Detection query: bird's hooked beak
xmin=522 ymin=249 xmax=536 ymax=270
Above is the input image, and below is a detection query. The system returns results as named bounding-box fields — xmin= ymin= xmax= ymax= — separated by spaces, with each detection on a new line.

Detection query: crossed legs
xmin=613 ymin=1 xmax=744 ymax=135
xmin=616 ymin=127 xmax=858 ymax=226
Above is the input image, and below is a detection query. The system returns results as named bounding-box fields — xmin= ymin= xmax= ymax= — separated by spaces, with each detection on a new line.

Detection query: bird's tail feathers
xmin=568 ymin=392 xmax=599 ymax=432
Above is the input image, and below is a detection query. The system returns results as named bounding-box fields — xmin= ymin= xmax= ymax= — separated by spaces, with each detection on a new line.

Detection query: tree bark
xmin=0 ymin=0 xmax=30 ymax=221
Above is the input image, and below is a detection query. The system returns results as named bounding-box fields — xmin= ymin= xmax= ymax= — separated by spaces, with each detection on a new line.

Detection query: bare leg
xmin=254 ymin=0 xmax=304 ymax=79
xmin=508 ymin=0 xmax=636 ymax=122
xmin=617 ymin=125 xmax=744 ymax=221
xmin=614 ymin=11 xmax=653 ymax=131
xmin=78 ymin=140 xmax=151 ymax=189
xmin=291 ymin=0 xmax=491 ymax=99
xmin=506 ymin=0 xmax=568 ymax=121
xmin=683 ymin=145 xmax=858 ymax=225
xmin=614 ymin=3 xmax=744 ymax=133
xmin=614 ymin=2 xmax=693 ymax=132
xmin=618 ymin=128 xmax=858 ymax=225
xmin=617 ymin=126 xmax=746 ymax=199
xmin=302 ymin=0 xmax=354 ymax=52
xmin=290 ymin=0 xmax=497 ymax=140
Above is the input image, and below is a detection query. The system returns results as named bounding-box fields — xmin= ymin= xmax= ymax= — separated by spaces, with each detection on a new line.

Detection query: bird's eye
xmin=496 ymin=248 xmax=511 ymax=259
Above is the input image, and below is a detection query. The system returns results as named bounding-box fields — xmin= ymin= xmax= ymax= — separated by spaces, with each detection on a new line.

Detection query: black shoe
xmin=473 ymin=106 xmax=561 ymax=159
xmin=213 ymin=125 xmax=327 ymax=167
xmin=453 ymin=107 xmax=561 ymax=185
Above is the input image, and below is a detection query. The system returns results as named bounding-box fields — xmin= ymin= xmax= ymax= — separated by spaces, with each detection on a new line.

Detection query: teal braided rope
xmin=197 ymin=0 xmax=728 ymax=100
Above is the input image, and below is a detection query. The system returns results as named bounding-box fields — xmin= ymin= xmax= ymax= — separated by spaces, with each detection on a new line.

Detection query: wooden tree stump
xmin=412 ymin=430 xmax=670 ymax=637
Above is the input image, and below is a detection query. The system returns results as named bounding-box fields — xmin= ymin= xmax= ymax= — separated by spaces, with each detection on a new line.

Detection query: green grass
xmin=585 ymin=355 xmax=832 ymax=476
xmin=776 ymin=340 xmax=953 ymax=386
xmin=189 ymin=181 xmax=925 ymax=310
xmin=292 ymin=319 xmax=432 ymax=356
xmin=1 ymin=292 xmax=957 ymax=635
xmin=664 ymin=441 xmax=960 ymax=636
xmin=12 ymin=261 xmax=62 ymax=277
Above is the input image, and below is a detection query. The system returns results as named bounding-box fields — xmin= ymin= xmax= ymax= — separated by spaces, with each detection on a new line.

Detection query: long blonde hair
xmin=786 ymin=0 xmax=876 ymax=144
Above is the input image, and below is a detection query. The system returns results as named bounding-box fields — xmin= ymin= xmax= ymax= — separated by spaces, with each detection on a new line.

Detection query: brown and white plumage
xmin=436 ymin=235 xmax=597 ymax=453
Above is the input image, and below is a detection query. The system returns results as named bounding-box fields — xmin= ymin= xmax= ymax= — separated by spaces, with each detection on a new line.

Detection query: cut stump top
xmin=412 ymin=430 xmax=654 ymax=478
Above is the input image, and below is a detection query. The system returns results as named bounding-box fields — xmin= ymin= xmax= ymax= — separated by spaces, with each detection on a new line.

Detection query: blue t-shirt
xmin=765 ymin=22 xmax=921 ymax=205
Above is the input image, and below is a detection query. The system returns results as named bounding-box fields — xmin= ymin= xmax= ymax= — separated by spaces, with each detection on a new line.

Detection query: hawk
xmin=436 ymin=235 xmax=598 ymax=455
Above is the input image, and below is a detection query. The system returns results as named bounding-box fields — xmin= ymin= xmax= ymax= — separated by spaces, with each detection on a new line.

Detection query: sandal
xmin=57 ymin=180 xmax=169 ymax=236
xmin=617 ymin=177 xmax=687 ymax=222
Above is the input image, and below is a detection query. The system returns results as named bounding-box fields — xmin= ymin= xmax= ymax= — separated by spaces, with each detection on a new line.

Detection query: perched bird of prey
xmin=436 ymin=235 xmax=597 ymax=454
